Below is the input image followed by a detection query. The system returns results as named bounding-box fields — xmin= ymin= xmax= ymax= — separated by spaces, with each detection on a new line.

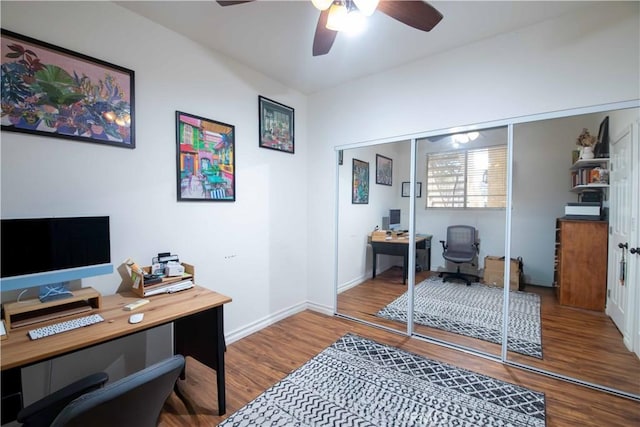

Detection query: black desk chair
xmin=439 ymin=225 xmax=479 ymax=286
xmin=17 ymin=372 xmax=109 ymax=427
xmin=19 ymin=355 xmax=185 ymax=427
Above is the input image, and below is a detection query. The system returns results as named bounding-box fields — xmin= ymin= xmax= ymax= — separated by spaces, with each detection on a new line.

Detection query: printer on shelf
xmin=165 ymin=261 xmax=185 ymax=277
xmin=564 ymin=202 xmax=601 ymax=220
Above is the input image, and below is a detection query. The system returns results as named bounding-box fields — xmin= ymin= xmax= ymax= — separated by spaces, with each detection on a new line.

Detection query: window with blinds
xmin=426 ymin=145 xmax=507 ymax=208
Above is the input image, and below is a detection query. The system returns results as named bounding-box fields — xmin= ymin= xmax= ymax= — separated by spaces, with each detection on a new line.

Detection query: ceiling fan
xmin=216 ymin=0 xmax=443 ymax=56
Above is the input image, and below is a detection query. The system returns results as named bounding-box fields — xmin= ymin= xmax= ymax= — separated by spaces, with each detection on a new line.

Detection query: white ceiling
xmin=117 ymin=1 xmax=590 ymax=94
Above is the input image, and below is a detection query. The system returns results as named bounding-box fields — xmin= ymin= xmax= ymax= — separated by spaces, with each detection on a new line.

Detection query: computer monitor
xmin=389 ymin=209 xmax=401 ymax=230
xmin=1 ymin=216 xmax=113 ymax=293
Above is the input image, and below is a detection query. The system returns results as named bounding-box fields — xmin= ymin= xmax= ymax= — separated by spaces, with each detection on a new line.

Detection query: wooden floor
xmin=159 ymin=310 xmax=640 ymax=427
xmin=338 ymin=267 xmax=640 ymax=395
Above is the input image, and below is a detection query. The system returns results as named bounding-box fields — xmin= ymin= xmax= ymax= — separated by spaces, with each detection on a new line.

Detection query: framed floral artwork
xmin=1 ymin=29 xmax=135 ymax=148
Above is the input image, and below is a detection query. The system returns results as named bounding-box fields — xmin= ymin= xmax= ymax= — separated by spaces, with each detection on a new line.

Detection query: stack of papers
xmin=143 ymin=280 xmax=194 ymax=296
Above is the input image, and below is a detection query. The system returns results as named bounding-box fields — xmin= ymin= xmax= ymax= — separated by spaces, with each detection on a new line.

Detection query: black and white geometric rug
xmin=220 ymin=334 xmax=546 ymax=426
xmin=377 ymin=277 xmax=543 ymax=359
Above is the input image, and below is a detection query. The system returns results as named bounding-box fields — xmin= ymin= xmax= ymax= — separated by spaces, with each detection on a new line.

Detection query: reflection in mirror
xmin=408 ymin=127 xmax=508 ymax=358
xmin=335 ymin=105 xmax=640 ymax=399
xmin=336 ymin=140 xmax=431 ymax=332
xmin=508 ymin=107 xmax=640 ymax=397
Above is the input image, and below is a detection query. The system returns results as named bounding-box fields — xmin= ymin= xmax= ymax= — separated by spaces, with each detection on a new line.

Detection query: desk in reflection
xmin=370 ymin=233 xmax=432 ymax=284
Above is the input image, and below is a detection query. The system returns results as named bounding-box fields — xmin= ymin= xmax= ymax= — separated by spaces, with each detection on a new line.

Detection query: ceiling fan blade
xmin=313 ymin=10 xmax=338 ymax=57
xmin=216 ymin=1 xmax=255 ymax=6
xmin=377 ymin=0 xmax=443 ymax=32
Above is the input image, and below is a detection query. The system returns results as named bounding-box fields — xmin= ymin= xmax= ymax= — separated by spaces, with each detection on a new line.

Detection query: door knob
xmin=630 ymin=247 xmax=640 ymax=255
xmin=618 ymin=242 xmax=628 ymax=249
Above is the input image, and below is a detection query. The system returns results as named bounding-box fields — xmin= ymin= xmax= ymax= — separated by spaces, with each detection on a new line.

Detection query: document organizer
xmin=130 ymin=262 xmax=194 ymax=298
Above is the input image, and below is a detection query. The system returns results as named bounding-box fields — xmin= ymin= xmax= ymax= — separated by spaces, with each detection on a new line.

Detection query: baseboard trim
xmin=225 ymin=301 xmax=334 ymax=345
xmin=337 ymin=275 xmax=365 ymax=293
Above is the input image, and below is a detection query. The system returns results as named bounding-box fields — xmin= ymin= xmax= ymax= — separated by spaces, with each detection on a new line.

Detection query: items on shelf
xmin=564 ymin=202 xmax=601 ymax=220
xmin=127 ymin=259 xmax=195 ymax=298
xmin=569 ymin=158 xmax=609 ymax=192
xmin=151 ymin=252 xmax=180 ymax=277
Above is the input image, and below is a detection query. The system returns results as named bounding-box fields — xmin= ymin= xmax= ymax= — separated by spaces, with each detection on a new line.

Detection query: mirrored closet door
xmin=336 ymin=140 xmax=419 ymax=332
xmin=410 ymin=126 xmax=508 ymax=358
xmin=506 ymin=107 xmax=640 ymax=398
xmin=334 ymin=102 xmax=640 ymax=400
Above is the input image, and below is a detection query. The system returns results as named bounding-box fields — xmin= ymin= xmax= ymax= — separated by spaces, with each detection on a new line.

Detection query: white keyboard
xmin=28 ymin=314 xmax=105 ymax=340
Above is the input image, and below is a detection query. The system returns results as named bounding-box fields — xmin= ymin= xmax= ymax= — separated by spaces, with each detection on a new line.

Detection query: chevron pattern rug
xmin=377 ymin=277 xmax=543 ymax=358
xmin=220 ymin=334 xmax=546 ymax=426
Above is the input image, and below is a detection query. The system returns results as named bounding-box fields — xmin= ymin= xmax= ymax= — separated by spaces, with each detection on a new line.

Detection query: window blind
xmin=426 ymin=146 xmax=507 ymax=208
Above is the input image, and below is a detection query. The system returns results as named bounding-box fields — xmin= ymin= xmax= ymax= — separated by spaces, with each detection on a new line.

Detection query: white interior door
xmin=607 ymin=125 xmax=633 ymax=344
xmin=631 ymin=120 xmax=640 ymax=358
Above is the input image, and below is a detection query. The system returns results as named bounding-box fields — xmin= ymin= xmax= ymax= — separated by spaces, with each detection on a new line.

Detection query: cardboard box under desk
xmin=483 ymin=256 xmax=520 ymax=291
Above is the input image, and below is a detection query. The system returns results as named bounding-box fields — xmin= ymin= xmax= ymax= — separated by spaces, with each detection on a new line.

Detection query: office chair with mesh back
xmin=439 ymin=225 xmax=479 ymax=286
xmin=22 ymin=354 xmax=185 ymax=427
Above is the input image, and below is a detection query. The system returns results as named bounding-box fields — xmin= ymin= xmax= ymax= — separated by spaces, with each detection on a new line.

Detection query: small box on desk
xmin=483 ymin=256 xmax=521 ymax=291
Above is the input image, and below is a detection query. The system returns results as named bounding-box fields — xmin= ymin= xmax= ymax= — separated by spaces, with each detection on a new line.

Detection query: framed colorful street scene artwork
xmin=1 ymin=29 xmax=135 ymax=148
xmin=259 ymin=95 xmax=294 ymax=154
xmin=176 ymin=111 xmax=235 ymax=202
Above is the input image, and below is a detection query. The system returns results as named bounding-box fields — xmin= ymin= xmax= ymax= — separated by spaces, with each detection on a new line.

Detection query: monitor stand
xmin=39 ymin=282 xmax=73 ymax=303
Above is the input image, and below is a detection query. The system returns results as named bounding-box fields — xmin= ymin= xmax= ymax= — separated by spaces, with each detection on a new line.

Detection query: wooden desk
xmin=370 ymin=235 xmax=431 ymax=284
xmin=1 ymin=285 xmax=231 ymax=422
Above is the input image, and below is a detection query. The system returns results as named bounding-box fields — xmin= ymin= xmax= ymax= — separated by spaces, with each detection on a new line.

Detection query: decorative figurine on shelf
xmin=576 ymin=128 xmax=597 ymax=160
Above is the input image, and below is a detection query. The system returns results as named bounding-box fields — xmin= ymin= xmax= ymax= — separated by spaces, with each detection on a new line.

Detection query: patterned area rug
xmin=377 ymin=277 xmax=543 ymax=358
xmin=220 ymin=334 xmax=546 ymax=426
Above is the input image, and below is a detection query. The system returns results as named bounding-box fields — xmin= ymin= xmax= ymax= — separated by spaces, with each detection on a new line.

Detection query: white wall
xmin=308 ymin=2 xmax=640 ymax=306
xmin=1 ymin=0 xmax=309 ymax=402
xmin=1 ymin=1 xmax=309 ymax=334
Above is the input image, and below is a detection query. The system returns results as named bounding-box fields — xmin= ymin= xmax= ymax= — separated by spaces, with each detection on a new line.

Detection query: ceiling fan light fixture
xmin=326 ymin=2 xmax=348 ymax=31
xmin=343 ymin=10 xmax=366 ymax=35
xmin=353 ymin=0 xmax=378 ymax=17
xmin=311 ymin=0 xmax=334 ymax=11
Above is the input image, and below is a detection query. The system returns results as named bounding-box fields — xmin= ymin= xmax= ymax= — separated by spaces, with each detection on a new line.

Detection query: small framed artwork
xmin=259 ymin=95 xmax=294 ymax=154
xmin=176 ymin=111 xmax=235 ymax=202
xmin=401 ymin=182 xmax=423 ymax=197
xmin=352 ymin=158 xmax=369 ymax=204
xmin=1 ymin=29 xmax=135 ymax=148
xmin=376 ymin=154 xmax=392 ymax=185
